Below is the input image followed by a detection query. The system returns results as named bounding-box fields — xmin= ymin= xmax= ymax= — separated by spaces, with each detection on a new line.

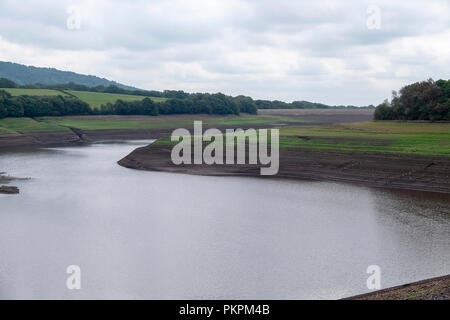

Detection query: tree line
xmin=0 ymin=90 xmax=91 ymax=118
xmin=0 ymin=77 xmax=374 ymax=110
xmin=96 ymin=93 xmax=257 ymax=116
xmin=255 ymin=99 xmax=374 ymax=109
xmin=374 ymin=79 xmax=450 ymax=121
xmin=0 ymin=89 xmax=257 ymax=119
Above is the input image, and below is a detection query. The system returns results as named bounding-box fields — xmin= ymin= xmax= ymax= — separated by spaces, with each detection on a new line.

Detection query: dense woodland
xmin=0 ymin=90 xmax=91 ymax=118
xmin=0 ymin=88 xmax=257 ymax=118
xmin=96 ymin=93 xmax=257 ymax=116
xmin=375 ymin=79 xmax=450 ymax=121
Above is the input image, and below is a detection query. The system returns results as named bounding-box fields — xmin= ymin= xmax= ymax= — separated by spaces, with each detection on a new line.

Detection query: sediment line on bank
xmin=0 ymin=123 xmax=281 ymax=149
xmin=118 ymin=142 xmax=450 ymax=194
xmin=344 ymin=274 xmax=450 ymax=300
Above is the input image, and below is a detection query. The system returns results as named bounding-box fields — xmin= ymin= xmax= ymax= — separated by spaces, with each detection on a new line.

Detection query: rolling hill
xmin=0 ymin=61 xmax=136 ymax=90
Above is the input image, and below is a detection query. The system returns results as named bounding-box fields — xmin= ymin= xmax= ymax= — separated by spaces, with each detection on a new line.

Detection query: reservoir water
xmin=0 ymin=140 xmax=449 ymax=299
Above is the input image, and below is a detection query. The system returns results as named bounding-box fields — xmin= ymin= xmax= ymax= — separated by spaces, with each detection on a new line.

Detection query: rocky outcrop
xmin=0 ymin=185 xmax=19 ymax=194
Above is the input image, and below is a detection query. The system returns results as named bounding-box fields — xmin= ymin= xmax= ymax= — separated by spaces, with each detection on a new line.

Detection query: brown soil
xmin=0 ymin=131 xmax=81 ymax=148
xmin=0 ymin=128 xmax=171 ymax=149
xmin=344 ymin=274 xmax=450 ymax=300
xmin=0 ymin=124 xmax=287 ymax=149
xmin=0 ymin=110 xmax=375 ymax=149
xmin=259 ymin=108 xmax=374 ymax=124
xmin=118 ymin=143 xmax=450 ymax=194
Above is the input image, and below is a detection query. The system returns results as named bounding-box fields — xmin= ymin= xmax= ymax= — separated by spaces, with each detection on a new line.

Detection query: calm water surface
xmin=0 ymin=141 xmax=449 ymax=299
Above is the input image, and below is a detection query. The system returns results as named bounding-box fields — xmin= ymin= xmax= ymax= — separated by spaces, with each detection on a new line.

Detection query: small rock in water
xmin=0 ymin=185 xmax=19 ymax=194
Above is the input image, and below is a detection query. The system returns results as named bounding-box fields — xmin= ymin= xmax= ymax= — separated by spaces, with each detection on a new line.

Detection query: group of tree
xmin=0 ymin=90 xmax=91 ymax=118
xmin=0 ymin=90 xmax=257 ymax=119
xmin=255 ymin=99 xmax=374 ymax=109
xmin=1 ymin=77 xmax=374 ymax=109
xmin=96 ymin=93 xmax=257 ymax=116
xmin=1 ymin=76 xmax=381 ymax=118
xmin=374 ymin=79 xmax=450 ymax=121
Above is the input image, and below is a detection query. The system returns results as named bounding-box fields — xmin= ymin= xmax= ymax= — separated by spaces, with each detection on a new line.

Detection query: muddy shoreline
xmin=345 ymin=274 xmax=450 ymax=300
xmin=0 ymin=122 xmax=290 ymax=150
xmin=0 ymin=128 xmax=170 ymax=150
xmin=2 ymin=124 xmax=450 ymax=194
xmin=0 ymin=109 xmax=376 ymax=149
xmin=0 ymin=172 xmax=26 ymax=194
xmin=118 ymin=142 xmax=450 ymax=194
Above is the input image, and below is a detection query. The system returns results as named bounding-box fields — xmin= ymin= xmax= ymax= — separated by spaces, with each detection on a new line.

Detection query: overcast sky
xmin=0 ymin=0 xmax=448 ymax=105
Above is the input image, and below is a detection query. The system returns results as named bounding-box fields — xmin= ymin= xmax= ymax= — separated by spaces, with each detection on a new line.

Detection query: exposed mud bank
xmin=0 ymin=124 xmax=280 ymax=149
xmin=0 ymin=131 xmax=81 ymax=149
xmin=0 ymin=110 xmax=375 ymax=149
xmin=0 ymin=185 xmax=19 ymax=194
xmin=0 ymin=128 xmax=167 ymax=149
xmin=118 ymin=143 xmax=450 ymax=194
xmin=345 ymin=274 xmax=450 ymax=300
xmin=0 ymin=172 xmax=27 ymax=194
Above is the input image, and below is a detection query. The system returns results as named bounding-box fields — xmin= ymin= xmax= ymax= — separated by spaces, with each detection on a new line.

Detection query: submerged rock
xmin=0 ymin=185 xmax=19 ymax=194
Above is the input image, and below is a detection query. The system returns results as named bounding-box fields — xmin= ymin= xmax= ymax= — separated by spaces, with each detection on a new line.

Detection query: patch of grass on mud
xmin=0 ymin=127 xmax=15 ymax=135
xmin=154 ymin=129 xmax=278 ymax=148
xmin=38 ymin=114 xmax=306 ymax=131
xmin=279 ymin=121 xmax=450 ymax=156
xmin=214 ymin=116 xmax=308 ymax=126
xmin=150 ymin=121 xmax=450 ymax=156
xmin=0 ymin=117 xmax=69 ymax=133
xmin=39 ymin=116 xmax=192 ymax=130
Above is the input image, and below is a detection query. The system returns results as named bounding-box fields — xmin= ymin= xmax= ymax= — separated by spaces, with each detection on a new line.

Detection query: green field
xmin=1 ymin=114 xmax=448 ymax=156
xmin=37 ymin=114 xmax=308 ymax=131
xmin=149 ymin=120 xmax=450 ymax=156
xmin=0 ymin=88 xmax=68 ymax=96
xmin=0 ymin=88 xmax=167 ymax=109
xmin=216 ymin=116 xmax=307 ymax=126
xmin=0 ymin=117 xmax=69 ymax=134
xmin=40 ymin=117 xmax=191 ymax=130
xmin=66 ymin=91 xmax=167 ymax=109
xmin=2 ymin=114 xmax=296 ymax=133
xmin=153 ymin=121 xmax=450 ymax=156
xmin=278 ymin=122 xmax=450 ymax=156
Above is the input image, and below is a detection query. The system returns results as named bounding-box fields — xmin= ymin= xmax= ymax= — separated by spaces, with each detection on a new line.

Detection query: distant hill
xmin=0 ymin=61 xmax=136 ymax=90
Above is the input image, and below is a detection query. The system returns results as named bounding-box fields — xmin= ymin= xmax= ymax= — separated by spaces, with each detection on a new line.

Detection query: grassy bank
xmin=0 ymin=114 xmax=304 ymax=134
xmin=279 ymin=122 xmax=450 ymax=156
xmin=36 ymin=114 xmax=308 ymax=130
xmin=1 ymin=112 xmax=448 ymax=157
xmin=0 ymin=117 xmax=69 ymax=134
xmin=153 ymin=121 xmax=450 ymax=156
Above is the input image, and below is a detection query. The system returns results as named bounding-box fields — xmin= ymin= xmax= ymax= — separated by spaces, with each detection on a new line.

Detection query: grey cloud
xmin=0 ymin=0 xmax=448 ymax=105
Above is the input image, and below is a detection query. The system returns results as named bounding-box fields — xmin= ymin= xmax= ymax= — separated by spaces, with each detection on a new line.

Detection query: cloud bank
xmin=0 ymin=0 xmax=448 ymax=105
